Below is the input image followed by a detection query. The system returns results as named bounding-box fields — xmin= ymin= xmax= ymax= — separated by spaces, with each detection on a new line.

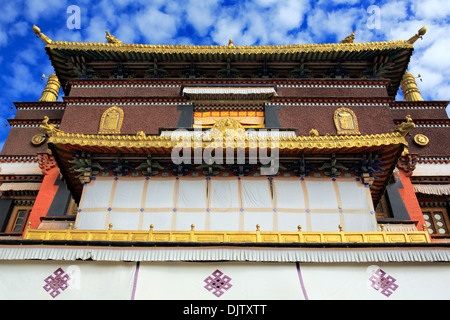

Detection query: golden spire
xmin=32 ymin=25 xmax=52 ymax=45
xmin=401 ymin=71 xmax=423 ymax=101
xmin=39 ymin=74 xmax=60 ymax=102
xmin=228 ymin=39 xmax=234 ymax=47
xmin=407 ymin=26 xmax=427 ymax=44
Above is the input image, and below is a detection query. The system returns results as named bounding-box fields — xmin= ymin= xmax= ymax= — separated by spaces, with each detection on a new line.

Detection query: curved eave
xmin=47 ymin=131 xmax=406 ymax=203
xmin=44 ymin=40 xmax=414 ymax=97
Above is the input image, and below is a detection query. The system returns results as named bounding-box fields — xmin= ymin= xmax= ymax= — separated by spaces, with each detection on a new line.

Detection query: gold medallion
xmin=31 ymin=134 xmax=46 ymax=146
xmin=414 ymin=134 xmax=429 ymax=146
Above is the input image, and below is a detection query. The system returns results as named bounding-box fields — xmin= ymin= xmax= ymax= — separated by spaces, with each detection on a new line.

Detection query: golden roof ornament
xmin=105 ymin=31 xmax=123 ymax=44
xmin=340 ymin=31 xmax=355 ymax=44
xmin=40 ymin=116 xmax=62 ymax=137
xmin=39 ymin=74 xmax=61 ymax=102
xmin=211 ymin=117 xmax=244 ymax=135
xmin=401 ymin=71 xmax=424 ymax=101
xmin=228 ymin=39 xmax=234 ymax=47
xmin=408 ymin=26 xmax=427 ymax=44
xmin=32 ymin=25 xmax=52 ymax=45
xmin=394 ymin=115 xmax=415 ymax=137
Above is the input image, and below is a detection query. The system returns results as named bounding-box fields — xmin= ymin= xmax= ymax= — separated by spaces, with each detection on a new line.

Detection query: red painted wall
xmin=397 ymin=169 xmax=426 ymax=231
xmin=25 ymin=166 xmax=60 ymax=231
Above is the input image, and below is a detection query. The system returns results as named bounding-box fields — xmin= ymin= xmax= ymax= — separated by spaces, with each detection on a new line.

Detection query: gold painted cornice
xmin=46 ymin=129 xmax=408 ymax=151
xmin=23 ymin=223 xmax=431 ymax=244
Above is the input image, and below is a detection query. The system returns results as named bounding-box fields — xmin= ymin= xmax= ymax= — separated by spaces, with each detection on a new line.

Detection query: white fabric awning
xmin=1 ymin=245 xmax=449 ymax=262
xmin=183 ymin=87 xmax=277 ymax=95
xmin=413 ymin=184 xmax=450 ymax=196
xmin=0 ymin=182 xmax=42 ymax=191
xmin=160 ymin=130 xmax=297 ymax=138
xmin=0 ymin=162 xmax=42 ymax=176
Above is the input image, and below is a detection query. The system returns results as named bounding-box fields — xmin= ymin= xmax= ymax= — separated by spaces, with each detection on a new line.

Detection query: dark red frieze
xmin=13 ymin=102 xmax=66 ymax=109
xmin=7 ymin=119 xmax=61 ymax=126
xmin=270 ymin=97 xmax=393 ymax=104
xmin=67 ymin=78 xmax=391 ymax=88
xmin=417 ymin=158 xmax=450 ymax=164
xmin=393 ymin=119 xmax=450 ymax=125
xmin=63 ymin=96 xmax=188 ymax=104
xmin=0 ymin=156 xmax=38 ymax=163
xmin=59 ymin=104 xmax=180 ymax=135
xmin=391 ymin=101 xmax=449 ymax=108
xmin=0 ymin=175 xmax=44 ymax=182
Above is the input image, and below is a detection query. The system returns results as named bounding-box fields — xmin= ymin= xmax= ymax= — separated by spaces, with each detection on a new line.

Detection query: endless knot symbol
xmin=204 ymin=269 xmax=232 ymax=298
xmin=368 ymin=268 xmax=399 ymax=297
xmin=43 ymin=268 xmax=71 ymax=298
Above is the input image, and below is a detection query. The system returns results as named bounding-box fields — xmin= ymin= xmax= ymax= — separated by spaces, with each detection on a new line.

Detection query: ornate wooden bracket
xmin=397 ymin=153 xmax=418 ymax=177
xmin=37 ymin=153 xmax=57 ymax=175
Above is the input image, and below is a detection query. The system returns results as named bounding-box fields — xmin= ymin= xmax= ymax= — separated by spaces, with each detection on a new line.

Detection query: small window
xmin=422 ymin=207 xmax=450 ymax=236
xmin=6 ymin=206 xmax=32 ymax=233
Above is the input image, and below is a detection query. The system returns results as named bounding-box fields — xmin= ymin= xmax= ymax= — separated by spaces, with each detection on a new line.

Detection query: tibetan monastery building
xmin=0 ymin=25 xmax=449 ymax=300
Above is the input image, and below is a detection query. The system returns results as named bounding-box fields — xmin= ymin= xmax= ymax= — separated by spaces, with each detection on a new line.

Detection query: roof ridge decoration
xmin=105 ymin=31 xmax=123 ymax=44
xmin=32 ymin=25 xmax=425 ymax=52
xmin=393 ymin=115 xmax=416 ymax=137
xmin=40 ymin=116 xmax=63 ymax=136
xmin=32 ymin=25 xmax=52 ymax=44
xmin=407 ymin=26 xmax=427 ymax=44
xmin=340 ymin=31 xmax=355 ymax=44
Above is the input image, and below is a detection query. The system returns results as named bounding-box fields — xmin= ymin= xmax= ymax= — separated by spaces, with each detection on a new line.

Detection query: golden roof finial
xmin=40 ymin=116 xmax=62 ymax=137
xmin=408 ymin=26 xmax=427 ymax=44
xmin=39 ymin=74 xmax=60 ymax=102
xmin=401 ymin=71 xmax=424 ymax=101
xmin=394 ymin=114 xmax=415 ymax=137
xmin=32 ymin=25 xmax=52 ymax=45
xmin=340 ymin=31 xmax=355 ymax=44
xmin=228 ymin=39 xmax=234 ymax=47
xmin=105 ymin=31 xmax=123 ymax=44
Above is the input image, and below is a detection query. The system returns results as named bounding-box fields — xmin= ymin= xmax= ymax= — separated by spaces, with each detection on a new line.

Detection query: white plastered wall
xmin=1 ymin=260 xmax=450 ymax=300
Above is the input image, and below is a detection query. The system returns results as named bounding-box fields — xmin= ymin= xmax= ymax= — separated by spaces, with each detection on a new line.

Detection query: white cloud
xmin=84 ymin=16 xmax=109 ymax=43
xmin=24 ymin=0 xmax=68 ymax=21
xmin=0 ymin=2 xmax=21 ymax=24
xmin=185 ymin=0 xmax=220 ymax=36
xmin=211 ymin=14 xmax=245 ymax=45
xmin=209 ymin=0 xmax=311 ymax=46
xmin=135 ymin=6 xmax=179 ymax=44
xmin=271 ymin=0 xmax=309 ymax=31
xmin=306 ymin=6 xmax=361 ymax=42
xmin=411 ymin=0 xmax=450 ymax=20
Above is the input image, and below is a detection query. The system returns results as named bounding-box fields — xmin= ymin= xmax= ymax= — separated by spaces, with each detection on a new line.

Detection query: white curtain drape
xmin=76 ymin=177 xmax=377 ymax=232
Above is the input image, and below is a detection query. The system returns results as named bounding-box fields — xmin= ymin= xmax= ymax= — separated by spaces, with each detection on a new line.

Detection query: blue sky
xmin=0 ymin=0 xmax=449 ymax=153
